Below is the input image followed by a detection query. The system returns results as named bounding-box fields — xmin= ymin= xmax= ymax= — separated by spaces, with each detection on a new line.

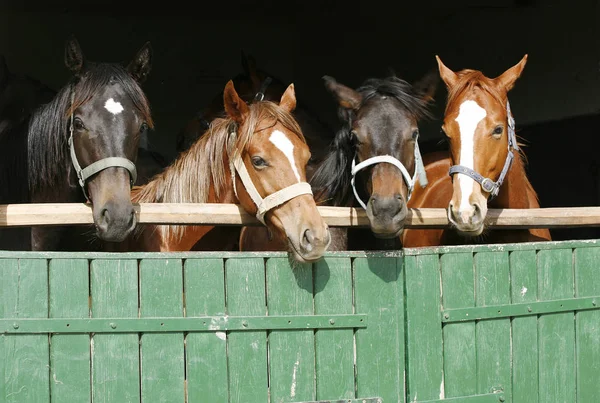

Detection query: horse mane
xmin=27 ymin=63 xmax=153 ymax=192
xmin=132 ymin=100 xmax=304 ymax=241
xmin=310 ymin=75 xmax=433 ymax=206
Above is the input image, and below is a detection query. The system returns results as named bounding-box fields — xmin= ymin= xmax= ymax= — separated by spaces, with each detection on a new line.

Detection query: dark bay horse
xmin=402 ymin=55 xmax=552 ymax=247
xmin=107 ymin=80 xmax=330 ymax=263
xmin=0 ymin=55 xmax=56 ymax=250
xmin=240 ymin=72 xmax=438 ymax=252
xmin=24 ymin=37 xmax=154 ymax=250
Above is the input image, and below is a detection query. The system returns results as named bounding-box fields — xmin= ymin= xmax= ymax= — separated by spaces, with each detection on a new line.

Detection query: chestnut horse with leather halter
xmin=107 ymin=80 xmax=330 ymax=263
xmin=402 ymin=55 xmax=551 ymax=247
xmin=25 ymin=36 xmax=153 ymax=250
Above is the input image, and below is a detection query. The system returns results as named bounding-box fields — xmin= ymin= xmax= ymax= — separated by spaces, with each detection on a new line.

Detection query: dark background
xmin=1 ymin=0 xmax=599 ymax=239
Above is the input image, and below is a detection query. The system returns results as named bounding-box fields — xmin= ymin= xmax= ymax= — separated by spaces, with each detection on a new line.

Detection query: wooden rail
xmin=0 ymin=203 xmax=599 ymax=229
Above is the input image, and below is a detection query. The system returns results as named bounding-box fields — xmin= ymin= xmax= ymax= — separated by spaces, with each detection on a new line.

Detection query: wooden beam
xmin=0 ymin=203 xmax=599 ymax=229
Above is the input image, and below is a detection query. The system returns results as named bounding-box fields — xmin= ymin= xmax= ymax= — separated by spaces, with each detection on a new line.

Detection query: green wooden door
xmin=0 ymin=251 xmax=405 ymax=403
xmin=404 ymin=239 xmax=600 ymax=403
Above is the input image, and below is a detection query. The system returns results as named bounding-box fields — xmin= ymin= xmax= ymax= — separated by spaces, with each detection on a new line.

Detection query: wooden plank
xmin=184 ymin=258 xmax=228 ymax=402
xmin=2 ymin=202 xmax=600 ymax=229
xmin=139 ymin=259 xmax=185 ymax=402
xmin=49 ymin=259 xmax=91 ymax=402
xmin=313 ymin=257 xmax=355 ymax=400
xmin=405 ymin=254 xmax=444 ymax=402
xmin=574 ymin=247 xmax=600 ymax=403
xmin=509 ymin=250 xmax=539 ymax=403
xmin=226 ymin=257 xmax=269 ymax=403
xmin=90 ymin=259 xmax=140 ymax=403
xmin=473 ymin=252 xmax=511 ymax=400
xmin=354 ymin=256 xmax=404 ymax=403
xmin=0 ymin=258 xmax=50 ymax=403
xmin=537 ymin=249 xmax=576 ymax=403
xmin=266 ymin=258 xmax=316 ymax=402
xmin=440 ymin=252 xmax=476 ymax=399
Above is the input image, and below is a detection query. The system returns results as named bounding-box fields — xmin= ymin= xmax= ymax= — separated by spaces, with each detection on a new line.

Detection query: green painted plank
xmin=90 ymin=259 xmax=140 ymax=403
xmin=574 ymin=247 xmax=600 ymax=403
xmin=226 ymin=258 xmax=269 ymax=403
xmin=1 ymin=314 xmax=366 ymax=333
xmin=354 ymin=256 xmax=404 ymax=403
xmin=538 ymin=248 xmax=576 ymax=403
xmin=267 ymin=258 xmax=316 ymax=403
xmin=440 ymin=252 xmax=476 ymax=398
xmin=509 ymin=250 xmax=539 ymax=403
xmin=404 ymin=254 xmax=444 ymax=402
xmin=0 ymin=258 xmax=49 ymax=403
xmin=184 ymin=258 xmax=228 ymax=403
xmin=140 ymin=259 xmax=185 ymax=402
xmin=417 ymin=390 xmax=505 ymax=403
xmin=474 ymin=252 xmax=511 ymax=401
xmin=49 ymin=259 xmax=90 ymax=402
xmin=314 ymin=257 xmax=354 ymax=400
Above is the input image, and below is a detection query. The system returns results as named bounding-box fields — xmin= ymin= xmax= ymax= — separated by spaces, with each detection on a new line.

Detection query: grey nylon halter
xmin=448 ymin=100 xmax=518 ymax=199
xmin=67 ymin=88 xmax=137 ymax=200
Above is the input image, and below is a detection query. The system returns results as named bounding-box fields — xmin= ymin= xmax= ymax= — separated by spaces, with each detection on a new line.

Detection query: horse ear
xmin=128 ymin=42 xmax=153 ymax=84
xmin=65 ymin=36 xmax=85 ymax=76
xmin=322 ymin=75 xmax=362 ymax=110
xmin=223 ymin=79 xmax=249 ymax=123
xmin=241 ymin=51 xmax=261 ymax=89
xmin=435 ymin=55 xmax=458 ymax=88
xmin=279 ymin=83 xmax=296 ymax=112
xmin=494 ymin=54 xmax=528 ymax=91
xmin=413 ymin=69 xmax=439 ymax=103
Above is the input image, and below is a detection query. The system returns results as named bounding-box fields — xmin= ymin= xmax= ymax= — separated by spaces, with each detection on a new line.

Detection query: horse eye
xmin=73 ymin=118 xmax=85 ymax=131
xmin=251 ymin=156 xmax=268 ymax=168
xmin=140 ymin=123 xmax=149 ymax=133
xmin=350 ymin=130 xmax=363 ymax=146
xmin=412 ymin=130 xmax=419 ymax=140
xmin=493 ymin=126 xmax=503 ymax=135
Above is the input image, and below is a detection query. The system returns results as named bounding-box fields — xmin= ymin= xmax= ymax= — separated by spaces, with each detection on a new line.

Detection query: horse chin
xmin=371 ymin=227 xmax=404 ymax=239
xmin=286 ymin=237 xmax=326 ymax=264
xmin=455 ymin=225 xmax=485 ymax=238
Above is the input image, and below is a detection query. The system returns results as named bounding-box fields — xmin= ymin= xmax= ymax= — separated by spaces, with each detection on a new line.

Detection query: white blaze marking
xmin=104 ymin=98 xmax=124 ymax=115
xmin=454 ymin=100 xmax=487 ymax=211
xmin=269 ymin=130 xmax=301 ymax=182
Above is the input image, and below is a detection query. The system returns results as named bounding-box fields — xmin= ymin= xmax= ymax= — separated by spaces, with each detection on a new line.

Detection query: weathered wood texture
xmin=1 ymin=203 xmax=600 ymax=228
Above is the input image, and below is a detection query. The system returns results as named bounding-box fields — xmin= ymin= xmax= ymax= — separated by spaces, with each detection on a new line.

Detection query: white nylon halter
xmin=350 ymin=140 xmax=428 ymax=210
xmin=228 ymin=131 xmax=313 ymax=225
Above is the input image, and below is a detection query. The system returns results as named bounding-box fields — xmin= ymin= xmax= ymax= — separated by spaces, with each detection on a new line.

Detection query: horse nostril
xmin=302 ymin=229 xmax=314 ymax=252
xmin=101 ymin=208 xmax=110 ymax=223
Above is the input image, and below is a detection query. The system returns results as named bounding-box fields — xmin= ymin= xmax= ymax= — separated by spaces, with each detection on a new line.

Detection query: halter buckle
xmin=481 ymin=177 xmax=496 ymax=194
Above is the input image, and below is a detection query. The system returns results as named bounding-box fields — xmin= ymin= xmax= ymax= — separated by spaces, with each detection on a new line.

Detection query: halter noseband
xmin=448 ymin=101 xmax=518 ymax=199
xmin=228 ymin=128 xmax=313 ymax=225
xmin=68 ymin=88 xmax=137 ymax=201
xmin=351 ymin=138 xmax=428 ymax=210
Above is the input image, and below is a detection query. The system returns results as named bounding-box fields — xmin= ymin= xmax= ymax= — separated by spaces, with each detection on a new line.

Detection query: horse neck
xmin=132 ymin=144 xmax=238 ymax=251
xmin=491 ymin=151 xmax=540 ymax=209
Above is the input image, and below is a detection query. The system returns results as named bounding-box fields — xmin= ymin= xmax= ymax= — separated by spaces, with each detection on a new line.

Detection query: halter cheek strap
xmin=350 ymin=139 xmax=428 ymax=210
xmin=68 ymin=89 xmax=137 ymax=200
xmin=448 ymin=100 xmax=518 ymax=199
xmin=228 ymin=131 xmax=313 ymax=225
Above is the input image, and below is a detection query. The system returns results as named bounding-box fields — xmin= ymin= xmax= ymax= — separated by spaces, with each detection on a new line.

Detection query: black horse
xmin=0 ymin=36 xmax=154 ymax=251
